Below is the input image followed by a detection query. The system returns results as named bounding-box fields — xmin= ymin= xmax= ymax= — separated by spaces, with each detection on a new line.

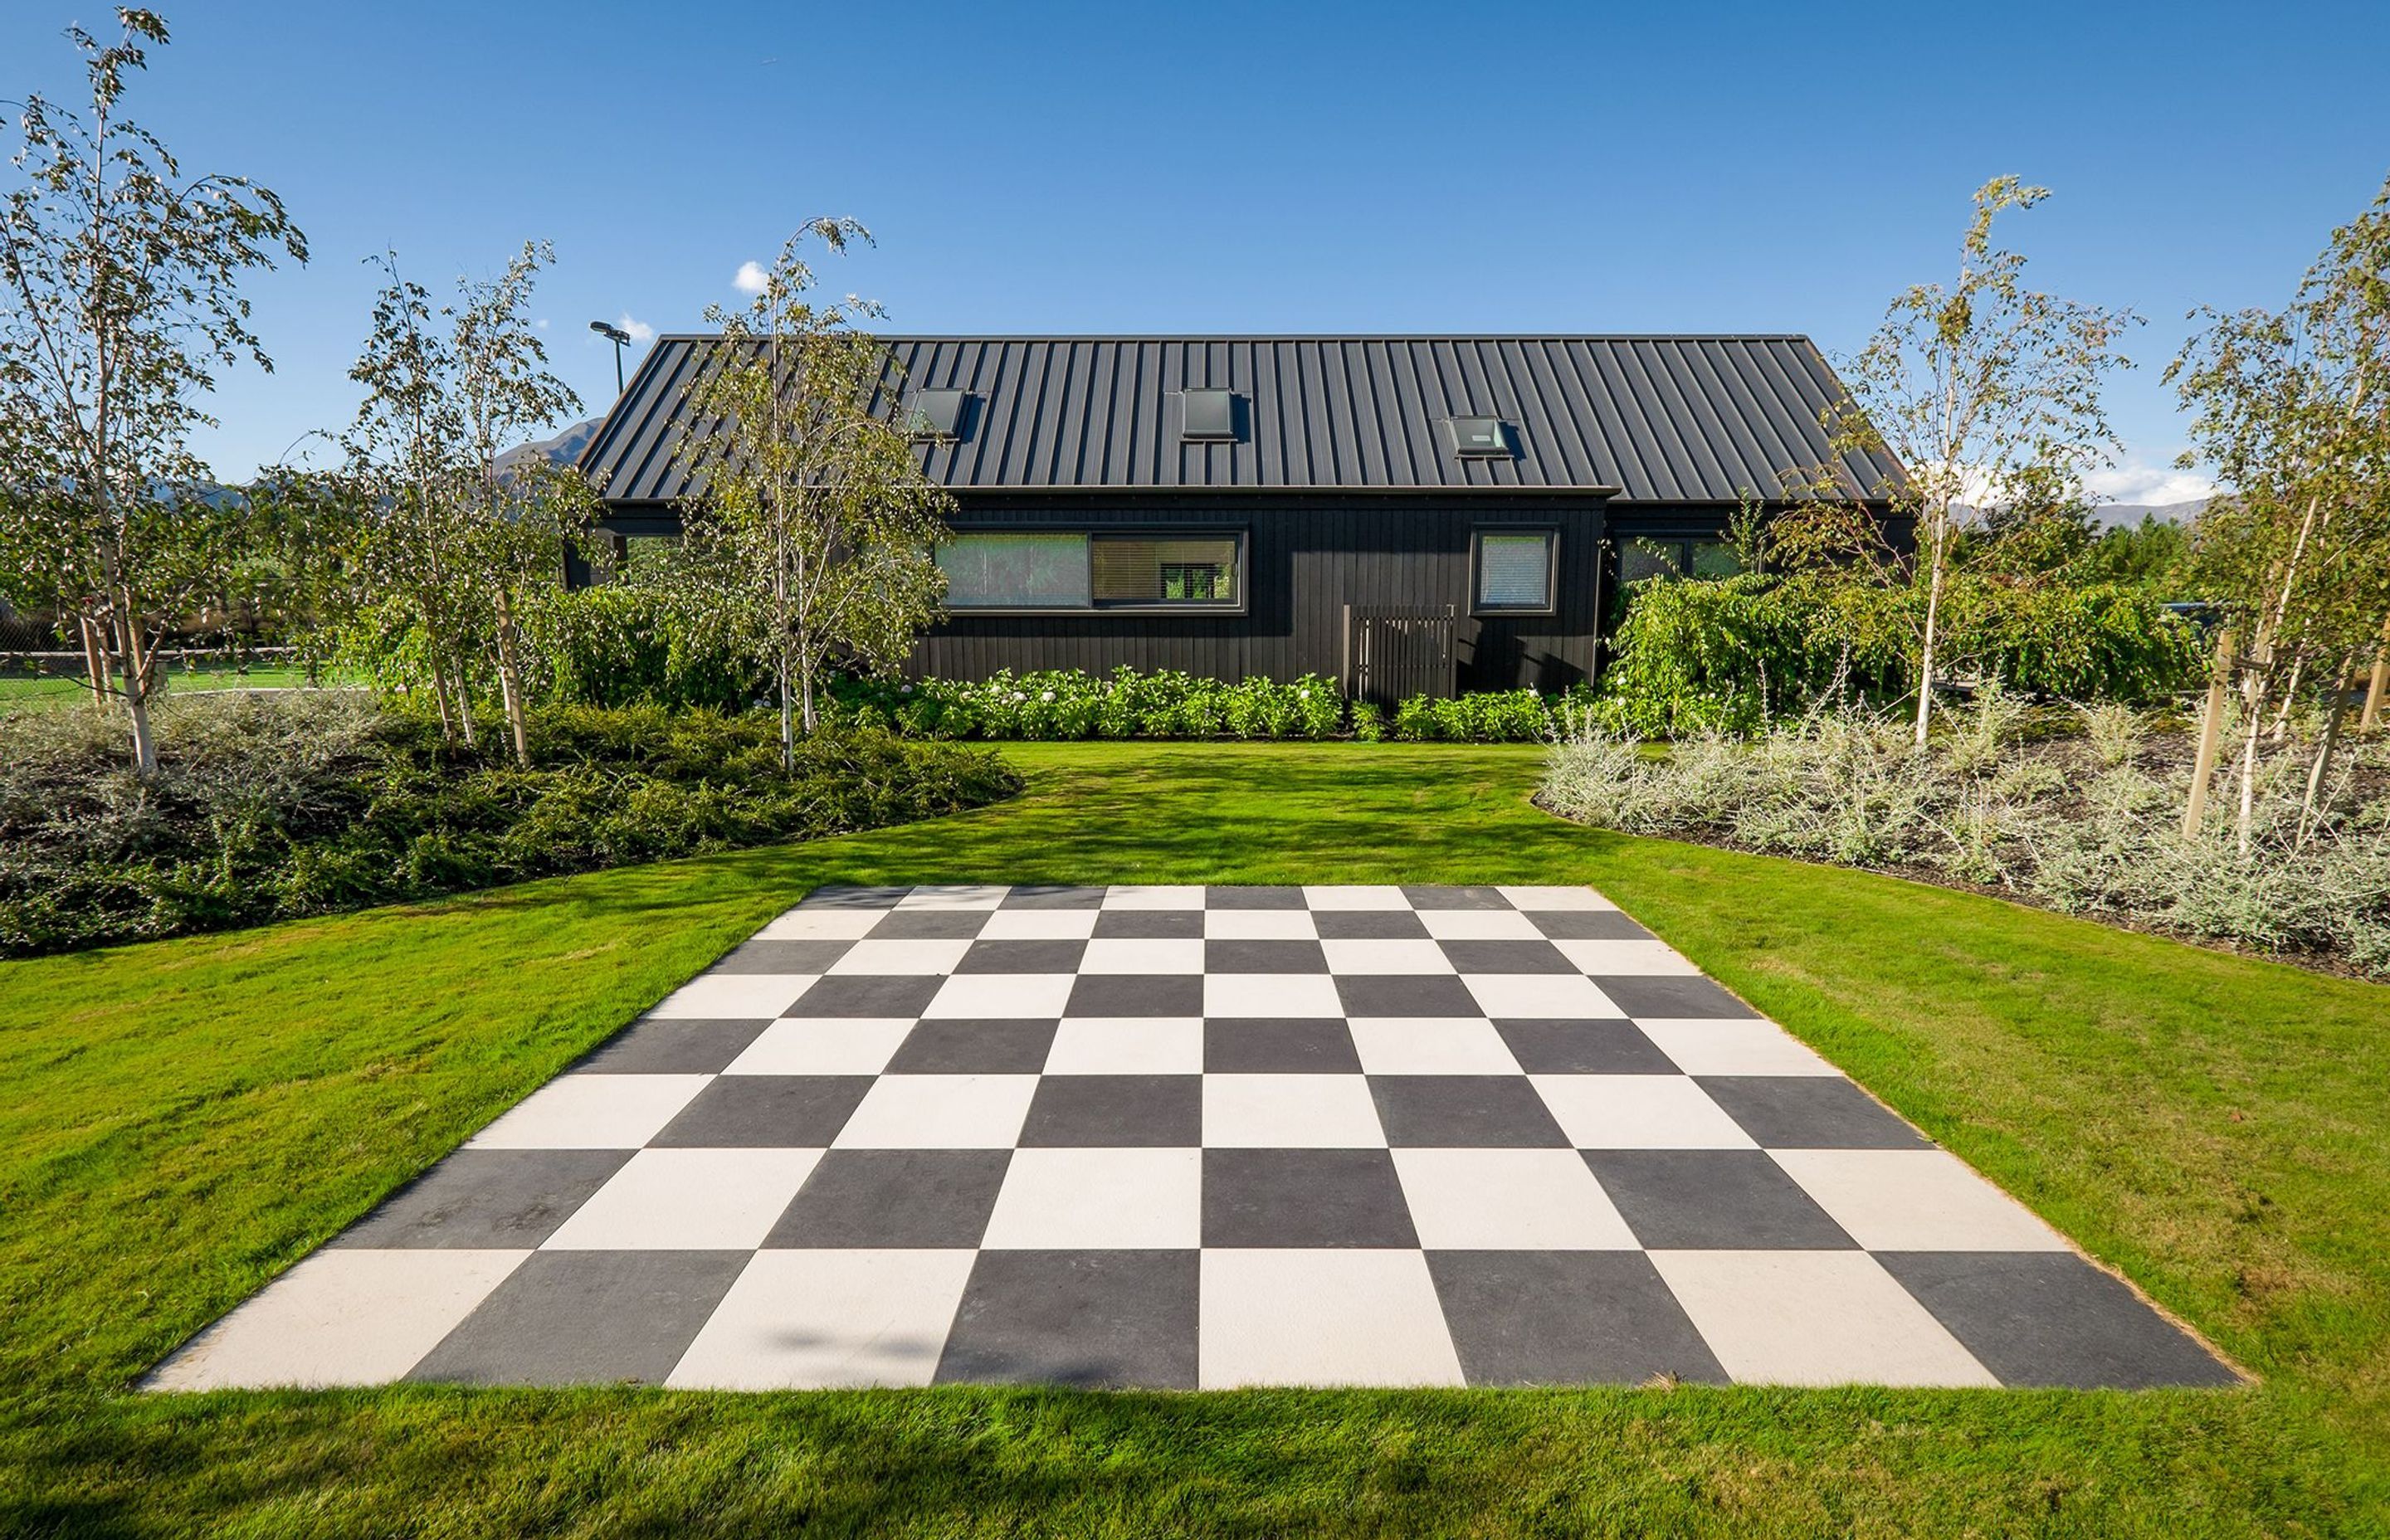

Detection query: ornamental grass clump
xmin=1542 ymin=690 xmax=2390 ymax=974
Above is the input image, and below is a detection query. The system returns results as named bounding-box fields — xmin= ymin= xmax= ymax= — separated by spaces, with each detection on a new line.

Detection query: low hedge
xmin=0 ymin=696 xmax=1019 ymax=958
xmin=818 ymin=668 xmax=1583 ymax=744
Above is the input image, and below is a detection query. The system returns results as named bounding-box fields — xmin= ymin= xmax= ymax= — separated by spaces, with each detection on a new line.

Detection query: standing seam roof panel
xmin=576 ymin=334 xmax=1905 ymax=503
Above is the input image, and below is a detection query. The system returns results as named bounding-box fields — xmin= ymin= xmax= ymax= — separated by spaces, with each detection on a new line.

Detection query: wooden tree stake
xmin=2363 ymin=617 xmax=2390 ymax=732
xmin=2183 ymin=625 xmax=2237 ymax=839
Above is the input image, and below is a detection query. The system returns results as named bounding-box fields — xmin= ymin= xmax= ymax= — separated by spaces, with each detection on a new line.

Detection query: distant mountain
xmin=494 ymin=416 xmax=604 ymax=475
xmin=2090 ymin=499 xmax=2208 ymax=529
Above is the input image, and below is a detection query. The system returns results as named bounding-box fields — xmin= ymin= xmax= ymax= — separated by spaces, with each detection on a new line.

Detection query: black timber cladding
xmin=580 ymin=334 xmax=1902 ymax=504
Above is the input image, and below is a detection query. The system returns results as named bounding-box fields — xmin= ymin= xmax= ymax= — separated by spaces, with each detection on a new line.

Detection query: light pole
xmin=588 ymin=319 xmax=632 ymax=397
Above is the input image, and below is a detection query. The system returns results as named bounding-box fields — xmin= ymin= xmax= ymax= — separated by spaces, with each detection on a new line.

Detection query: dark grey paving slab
xmin=1438 ymin=939 xmax=1577 ymax=974
xmin=955 ymin=939 xmax=1087 ymax=974
xmin=1402 ymin=885 xmax=1510 ymax=909
xmin=1429 ymin=1251 xmax=1731 ymax=1386
xmin=1066 ymin=973 xmax=1205 ymax=1017
xmin=885 ymin=1019 xmax=1058 ymax=1075
xmin=1521 ymin=910 xmax=1658 ymax=941
xmin=1204 ymin=1019 xmax=1363 ymax=1073
xmin=649 ymin=1076 xmax=874 ymax=1148
xmin=1336 ymin=974 xmax=1482 ymax=1017
xmin=576 ymin=1018 xmax=771 ymax=1075
xmin=1092 ymin=909 xmax=1203 ymax=939
xmin=1582 ymin=1149 xmax=1858 ymax=1250
xmin=1312 ymin=909 xmax=1430 ymax=940
xmin=1206 ymin=885 xmax=1305 ymax=909
xmin=1020 ymin=1075 xmax=1202 ymax=1147
xmin=1493 ymin=1019 xmax=1679 ymax=1075
xmin=798 ymin=885 xmax=910 ymax=909
xmin=1202 ymin=1148 xmax=1417 ymax=1247
xmin=407 ymin=1250 xmax=748 ymax=1386
xmin=1206 ymin=939 xmax=1329 ymax=973
xmin=1002 ymin=885 xmax=1107 ymax=909
xmin=1593 ymin=975 xmax=1755 ymax=1019
xmin=936 ymin=1250 xmax=1197 ymax=1388
xmin=1880 ymin=1251 xmax=2240 ymax=1389
xmin=868 ymin=910 xmax=993 ymax=940
xmin=710 ymin=938 xmax=856 ymax=974
xmin=1371 ymin=1076 xmax=1571 ymax=1148
xmin=790 ymin=974 xmax=945 ymax=1018
xmin=329 ymin=1150 xmax=632 ymax=1250
xmin=764 ymin=1150 xmax=1012 ymax=1248
xmin=1698 ymin=1076 xmax=1933 ymax=1150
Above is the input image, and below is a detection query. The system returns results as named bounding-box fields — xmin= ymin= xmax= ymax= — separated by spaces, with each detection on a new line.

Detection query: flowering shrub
xmin=819 ymin=667 xmax=1583 ymax=743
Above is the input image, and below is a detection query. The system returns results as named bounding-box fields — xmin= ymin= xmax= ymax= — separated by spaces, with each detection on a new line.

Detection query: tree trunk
xmin=2297 ymin=653 xmax=2352 ymax=848
xmin=777 ymin=647 xmax=796 ymax=775
xmin=112 ymin=610 xmax=158 ymax=778
xmin=2267 ymin=651 xmax=2303 ymax=743
xmin=451 ymin=650 xmax=479 ymax=749
xmin=2233 ymin=673 xmax=2268 ymax=856
xmin=492 ymin=589 xmax=533 ymax=769
xmin=427 ymin=646 xmax=457 ymax=743
xmin=1911 ymin=515 xmax=1949 ymax=748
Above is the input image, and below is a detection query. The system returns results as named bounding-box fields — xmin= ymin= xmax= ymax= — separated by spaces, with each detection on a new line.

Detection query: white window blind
xmin=936 ymin=533 xmax=1090 ymax=608
xmin=1476 ymin=533 xmax=1554 ymax=609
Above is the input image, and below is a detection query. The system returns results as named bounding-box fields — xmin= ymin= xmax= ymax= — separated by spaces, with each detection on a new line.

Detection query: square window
xmin=1181 ymin=388 xmax=1241 ymax=441
xmin=1621 ymin=539 xmax=1685 ymax=584
xmin=1474 ymin=531 xmax=1554 ymax=612
xmin=1446 ymin=416 xmax=1514 ymax=458
xmin=906 ymin=387 xmax=973 ymax=441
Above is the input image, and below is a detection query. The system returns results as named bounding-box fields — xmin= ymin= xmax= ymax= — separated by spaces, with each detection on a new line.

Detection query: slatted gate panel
xmin=1343 ymin=603 xmax=1461 ymax=709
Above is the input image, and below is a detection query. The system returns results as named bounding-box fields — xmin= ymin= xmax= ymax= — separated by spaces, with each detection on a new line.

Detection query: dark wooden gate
xmin=1344 ymin=603 xmax=1463 ymax=708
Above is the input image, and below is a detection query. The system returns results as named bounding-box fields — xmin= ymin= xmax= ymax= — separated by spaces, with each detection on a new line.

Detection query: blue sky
xmin=7 ymin=0 xmax=2387 ymax=495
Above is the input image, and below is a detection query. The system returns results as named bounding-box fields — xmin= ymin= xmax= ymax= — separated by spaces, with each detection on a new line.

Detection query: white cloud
xmin=534 ymin=317 xmax=550 ymax=329
xmin=615 ymin=312 xmax=655 ymax=343
xmin=2086 ymin=458 xmax=2217 ymax=508
xmin=733 ymin=260 xmax=768 ymax=295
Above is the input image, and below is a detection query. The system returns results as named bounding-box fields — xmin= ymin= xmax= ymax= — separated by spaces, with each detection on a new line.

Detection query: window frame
xmin=1469 ymin=525 xmax=1560 ymax=617
xmin=936 ymin=524 xmax=1251 ymax=617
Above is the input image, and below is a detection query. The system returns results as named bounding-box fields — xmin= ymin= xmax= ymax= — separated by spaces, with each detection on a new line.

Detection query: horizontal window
xmin=936 ymin=532 xmax=1091 ymax=608
xmin=1091 ymin=534 xmax=1239 ymax=607
xmin=1623 ymin=535 xmax=1742 ymax=584
xmin=938 ymin=530 xmax=1244 ymax=611
xmin=1474 ymin=529 xmax=1555 ymax=612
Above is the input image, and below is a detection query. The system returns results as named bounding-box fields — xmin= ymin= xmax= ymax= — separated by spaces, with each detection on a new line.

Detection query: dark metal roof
xmin=580 ymin=334 xmax=1900 ymax=504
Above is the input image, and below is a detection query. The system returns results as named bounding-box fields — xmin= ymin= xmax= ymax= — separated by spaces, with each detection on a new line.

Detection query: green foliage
xmin=533 ymin=583 xmax=768 ymax=712
xmin=0 ymin=694 xmax=1018 ymax=957
xmin=818 ymin=667 xmax=1578 ymax=743
xmin=1588 ymin=572 xmax=2205 ymax=737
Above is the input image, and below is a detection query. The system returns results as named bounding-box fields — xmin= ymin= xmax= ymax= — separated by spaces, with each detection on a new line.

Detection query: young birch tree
xmin=1826 ymin=178 xmax=2137 ymax=745
xmin=339 ymin=243 xmax=588 ymax=765
xmin=451 ymin=242 xmax=585 ymax=768
xmin=675 ymin=221 xmax=952 ymax=768
xmin=0 ymin=8 xmax=305 ymax=773
xmin=2171 ymin=174 xmax=2390 ymax=849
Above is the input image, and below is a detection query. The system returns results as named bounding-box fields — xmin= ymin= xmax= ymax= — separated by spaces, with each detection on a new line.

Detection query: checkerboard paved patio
xmin=148 ymin=884 xmax=2236 ymax=1393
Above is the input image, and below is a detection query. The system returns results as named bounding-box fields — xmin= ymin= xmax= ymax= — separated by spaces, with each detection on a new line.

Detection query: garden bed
xmin=1539 ymin=699 xmax=2390 ymax=977
xmin=0 ymin=695 xmax=1020 ymax=957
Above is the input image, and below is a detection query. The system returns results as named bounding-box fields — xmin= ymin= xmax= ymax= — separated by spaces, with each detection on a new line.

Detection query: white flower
xmin=1299 ymin=689 xmax=1310 ymax=699
xmin=1041 ymin=690 xmax=1055 ymax=702
xmin=899 ymin=683 xmax=913 ymax=694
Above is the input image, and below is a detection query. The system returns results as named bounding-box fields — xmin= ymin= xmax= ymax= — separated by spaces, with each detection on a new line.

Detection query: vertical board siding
xmin=905 ymin=497 xmax=1625 ymax=690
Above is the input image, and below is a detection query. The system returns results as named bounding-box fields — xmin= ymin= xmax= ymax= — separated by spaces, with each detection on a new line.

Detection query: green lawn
xmin=0 ymin=665 xmax=345 ymax=713
xmin=2 ymin=743 xmax=2384 ymax=1537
